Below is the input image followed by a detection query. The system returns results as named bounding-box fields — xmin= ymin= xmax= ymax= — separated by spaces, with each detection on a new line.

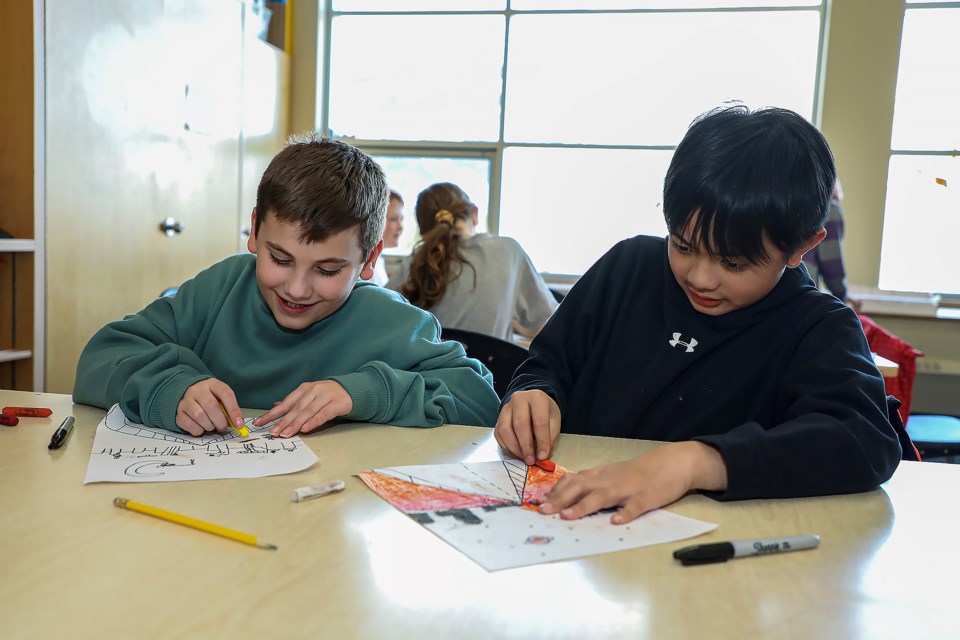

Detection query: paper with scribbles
xmin=358 ymin=460 xmax=717 ymax=571
xmin=83 ymin=404 xmax=318 ymax=483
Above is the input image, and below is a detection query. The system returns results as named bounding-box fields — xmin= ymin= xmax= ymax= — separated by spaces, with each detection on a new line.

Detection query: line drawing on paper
xmin=84 ymin=404 xmax=319 ymax=484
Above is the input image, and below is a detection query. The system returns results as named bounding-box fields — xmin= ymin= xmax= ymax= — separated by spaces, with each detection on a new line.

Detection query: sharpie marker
xmin=48 ymin=416 xmax=76 ymax=450
xmin=673 ymin=534 xmax=820 ymax=566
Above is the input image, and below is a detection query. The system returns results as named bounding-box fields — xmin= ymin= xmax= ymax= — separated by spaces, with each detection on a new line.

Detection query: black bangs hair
xmin=663 ymin=104 xmax=836 ymax=264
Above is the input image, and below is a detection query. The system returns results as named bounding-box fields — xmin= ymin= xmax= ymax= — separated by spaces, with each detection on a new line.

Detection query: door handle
xmin=159 ymin=218 xmax=184 ymax=236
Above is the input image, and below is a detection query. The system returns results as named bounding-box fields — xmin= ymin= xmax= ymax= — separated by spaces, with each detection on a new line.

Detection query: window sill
xmin=849 ymin=286 xmax=948 ymax=319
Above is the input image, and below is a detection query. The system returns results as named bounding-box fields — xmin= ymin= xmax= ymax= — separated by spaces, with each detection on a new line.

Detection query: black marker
xmin=673 ymin=534 xmax=820 ymax=566
xmin=48 ymin=416 xmax=76 ymax=450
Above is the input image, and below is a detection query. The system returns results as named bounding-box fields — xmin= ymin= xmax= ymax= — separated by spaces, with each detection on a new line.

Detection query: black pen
xmin=48 ymin=416 xmax=76 ymax=450
xmin=673 ymin=534 xmax=820 ymax=566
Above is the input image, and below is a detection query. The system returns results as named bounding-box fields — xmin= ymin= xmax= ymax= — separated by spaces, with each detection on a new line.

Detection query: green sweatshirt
xmin=73 ymin=254 xmax=499 ymax=432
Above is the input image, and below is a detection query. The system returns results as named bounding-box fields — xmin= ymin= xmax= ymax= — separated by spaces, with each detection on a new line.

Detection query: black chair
xmin=908 ymin=414 xmax=960 ymax=463
xmin=440 ymin=328 xmax=529 ymax=399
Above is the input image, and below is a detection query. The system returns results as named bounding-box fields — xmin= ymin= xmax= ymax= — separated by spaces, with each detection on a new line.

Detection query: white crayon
xmin=291 ymin=479 xmax=346 ymax=503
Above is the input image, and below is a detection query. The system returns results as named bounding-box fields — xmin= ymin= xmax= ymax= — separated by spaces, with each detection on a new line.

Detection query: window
xmin=880 ymin=3 xmax=960 ymax=296
xmin=323 ymin=1 xmax=826 ymax=275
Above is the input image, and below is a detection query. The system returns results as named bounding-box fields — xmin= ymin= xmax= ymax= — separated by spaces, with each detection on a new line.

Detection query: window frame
xmin=880 ymin=1 xmax=960 ymax=299
xmin=316 ymin=1 xmax=830 ymax=278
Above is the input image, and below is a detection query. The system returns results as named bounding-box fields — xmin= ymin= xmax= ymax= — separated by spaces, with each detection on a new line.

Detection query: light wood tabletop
xmin=874 ymin=353 xmax=899 ymax=377
xmin=1 ymin=390 xmax=956 ymax=640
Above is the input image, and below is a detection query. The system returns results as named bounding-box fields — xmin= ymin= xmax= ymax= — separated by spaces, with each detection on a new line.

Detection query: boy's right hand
xmin=177 ymin=379 xmax=243 ymax=437
xmin=494 ymin=390 xmax=561 ymax=465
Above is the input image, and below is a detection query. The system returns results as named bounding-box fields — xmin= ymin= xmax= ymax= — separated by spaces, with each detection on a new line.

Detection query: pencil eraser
xmin=291 ymin=479 xmax=346 ymax=503
xmin=535 ymin=459 xmax=556 ymax=472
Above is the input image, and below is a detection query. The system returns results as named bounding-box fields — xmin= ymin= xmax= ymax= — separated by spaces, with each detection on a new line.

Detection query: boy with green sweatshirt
xmin=73 ymin=134 xmax=499 ymax=437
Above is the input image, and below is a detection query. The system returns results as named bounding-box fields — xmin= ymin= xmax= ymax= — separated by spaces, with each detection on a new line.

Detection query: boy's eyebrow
xmin=264 ymin=241 xmax=351 ymax=264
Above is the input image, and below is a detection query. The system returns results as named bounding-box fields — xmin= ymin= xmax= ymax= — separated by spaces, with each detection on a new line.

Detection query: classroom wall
xmin=288 ymin=0 xmax=960 ymax=415
xmin=289 ymin=0 xmax=321 ymax=137
xmin=820 ymin=0 xmax=904 ymax=290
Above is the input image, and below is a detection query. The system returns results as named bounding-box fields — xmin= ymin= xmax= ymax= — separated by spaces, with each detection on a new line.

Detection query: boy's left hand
xmin=537 ymin=441 xmax=727 ymax=524
xmin=254 ymin=380 xmax=353 ymax=438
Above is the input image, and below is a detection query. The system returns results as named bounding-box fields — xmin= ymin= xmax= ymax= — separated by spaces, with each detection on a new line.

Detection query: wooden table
xmin=2 ymin=390 xmax=957 ymax=639
xmin=874 ymin=353 xmax=899 ymax=377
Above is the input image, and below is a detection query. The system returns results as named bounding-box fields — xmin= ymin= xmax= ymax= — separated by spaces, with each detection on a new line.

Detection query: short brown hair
xmin=255 ymin=133 xmax=388 ymax=256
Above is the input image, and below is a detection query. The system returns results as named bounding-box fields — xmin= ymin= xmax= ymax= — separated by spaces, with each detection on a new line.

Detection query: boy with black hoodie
xmin=495 ymin=105 xmax=901 ymax=524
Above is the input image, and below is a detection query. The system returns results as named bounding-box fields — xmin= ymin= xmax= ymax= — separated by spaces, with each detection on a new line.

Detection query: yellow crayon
xmin=219 ymin=402 xmax=250 ymax=437
xmin=113 ymin=497 xmax=276 ymax=549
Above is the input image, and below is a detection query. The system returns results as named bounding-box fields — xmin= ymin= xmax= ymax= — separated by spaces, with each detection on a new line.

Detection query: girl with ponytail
xmin=388 ymin=182 xmax=557 ymax=341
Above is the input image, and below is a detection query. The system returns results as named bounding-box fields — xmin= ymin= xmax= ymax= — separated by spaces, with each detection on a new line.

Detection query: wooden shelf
xmin=0 ymin=349 xmax=32 ymax=364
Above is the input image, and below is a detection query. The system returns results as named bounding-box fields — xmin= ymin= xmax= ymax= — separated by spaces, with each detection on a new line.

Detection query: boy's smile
xmin=248 ymin=211 xmax=378 ymax=330
xmin=667 ymin=217 xmax=821 ymax=316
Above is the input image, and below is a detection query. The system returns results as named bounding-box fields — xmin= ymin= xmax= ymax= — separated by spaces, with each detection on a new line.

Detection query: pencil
xmin=219 ymin=402 xmax=250 ymax=437
xmin=113 ymin=497 xmax=277 ymax=550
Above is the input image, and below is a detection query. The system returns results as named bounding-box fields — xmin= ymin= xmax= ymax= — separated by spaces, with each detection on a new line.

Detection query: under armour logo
xmin=669 ymin=332 xmax=698 ymax=353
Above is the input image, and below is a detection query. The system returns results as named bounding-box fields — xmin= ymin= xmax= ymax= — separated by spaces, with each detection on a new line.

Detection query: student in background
xmin=73 ymin=134 xmax=499 ymax=437
xmin=801 ymin=179 xmax=862 ymax=311
xmin=495 ymin=105 xmax=901 ymax=524
xmin=371 ymin=189 xmax=404 ymax=286
xmin=387 ymin=182 xmax=558 ymax=341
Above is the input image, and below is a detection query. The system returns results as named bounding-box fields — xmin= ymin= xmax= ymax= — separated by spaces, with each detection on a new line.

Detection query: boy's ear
xmin=786 ymin=228 xmax=827 ymax=267
xmin=246 ymin=208 xmax=258 ymax=254
xmin=359 ymin=239 xmax=384 ymax=281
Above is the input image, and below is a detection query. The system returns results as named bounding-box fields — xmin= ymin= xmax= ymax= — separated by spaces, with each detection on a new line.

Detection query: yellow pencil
xmin=219 ymin=402 xmax=250 ymax=437
xmin=113 ymin=497 xmax=277 ymax=549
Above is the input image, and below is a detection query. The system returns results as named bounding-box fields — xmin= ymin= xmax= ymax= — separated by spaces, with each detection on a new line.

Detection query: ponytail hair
xmin=400 ymin=182 xmax=477 ymax=310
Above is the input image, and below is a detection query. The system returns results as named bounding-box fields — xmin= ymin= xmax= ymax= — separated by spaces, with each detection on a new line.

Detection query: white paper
xmin=360 ymin=460 xmax=718 ymax=571
xmin=423 ymin=503 xmax=718 ymax=572
xmin=83 ymin=404 xmax=319 ymax=484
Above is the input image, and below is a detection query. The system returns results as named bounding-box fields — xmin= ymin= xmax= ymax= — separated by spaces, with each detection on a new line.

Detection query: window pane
xmin=879 ymin=155 xmax=960 ymax=295
xmin=329 ymin=15 xmax=505 ymax=142
xmin=504 ymin=12 xmax=820 ymax=145
xmin=333 ymin=0 xmax=504 ymax=10
xmin=513 ymin=0 xmax=818 ymax=8
xmin=499 ymin=147 xmax=672 ymax=274
xmin=370 ymin=155 xmax=492 ymax=256
xmin=890 ymin=9 xmax=960 ymax=151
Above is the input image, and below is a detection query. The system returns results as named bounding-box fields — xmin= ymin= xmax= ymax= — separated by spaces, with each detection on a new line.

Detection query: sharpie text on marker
xmin=673 ymin=534 xmax=820 ymax=566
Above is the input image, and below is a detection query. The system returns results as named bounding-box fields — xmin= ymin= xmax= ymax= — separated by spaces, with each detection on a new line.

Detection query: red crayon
xmin=2 ymin=406 xmax=53 ymax=418
xmin=535 ymin=459 xmax=556 ymax=472
xmin=0 ymin=414 xmax=19 ymax=427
